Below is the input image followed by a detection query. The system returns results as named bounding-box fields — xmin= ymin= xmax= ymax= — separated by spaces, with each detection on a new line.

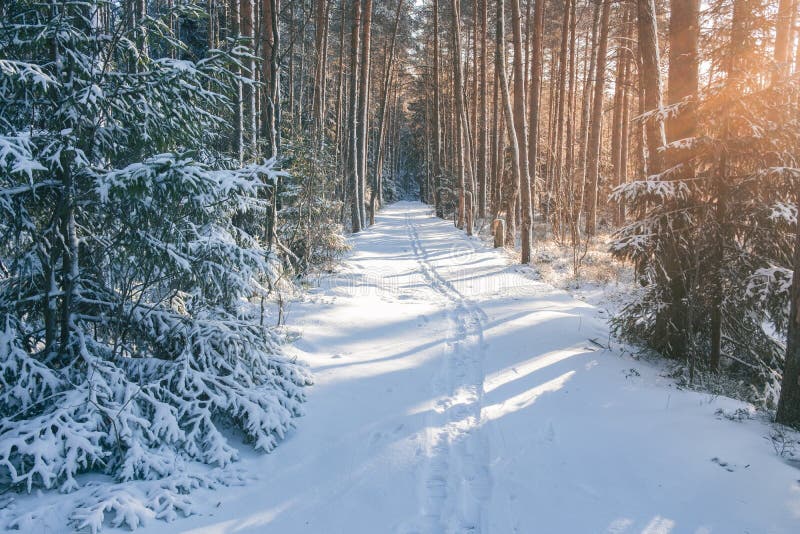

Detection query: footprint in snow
xmin=711 ymin=457 xmax=742 ymax=472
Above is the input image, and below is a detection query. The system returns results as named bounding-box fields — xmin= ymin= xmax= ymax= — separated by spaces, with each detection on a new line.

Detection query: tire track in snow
xmin=404 ymin=210 xmax=491 ymax=534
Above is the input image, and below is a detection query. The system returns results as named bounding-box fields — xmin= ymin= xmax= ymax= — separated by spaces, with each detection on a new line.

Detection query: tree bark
xmin=661 ymin=0 xmax=699 ymax=359
xmin=433 ymin=0 xmax=444 ymax=217
xmin=584 ymin=0 xmax=611 ymax=236
xmin=611 ymin=4 xmax=631 ymax=226
xmin=550 ymin=0 xmax=571 ymax=238
xmin=478 ymin=0 xmax=489 ymax=218
xmin=636 ymin=0 xmax=666 ymax=176
xmin=496 ymin=0 xmax=522 ymax=249
xmin=451 ymin=0 xmax=467 ymax=229
xmin=312 ymin=0 xmax=330 ymax=147
xmin=511 ymin=0 xmax=533 ymax=262
xmin=777 ymin=202 xmax=800 ymax=426
xmin=667 ymin=0 xmax=699 ymax=144
xmin=528 ymin=0 xmax=545 ymax=226
xmin=261 ymin=0 xmax=280 ymax=159
xmin=357 ymin=0 xmax=372 ymax=227
xmin=348 ymin=0 xmax=363 ymax=232
xmin=774 ymin=0 xmax=795 ymax=81
xmin=578 ymin=0 xmax=600 ymax=213
xmin=232 ymin=0 xmax=244 ymax=162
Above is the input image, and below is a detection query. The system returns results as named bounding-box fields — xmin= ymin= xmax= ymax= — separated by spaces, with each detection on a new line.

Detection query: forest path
xmin=156 ymin=202 xmax=799 ymax=534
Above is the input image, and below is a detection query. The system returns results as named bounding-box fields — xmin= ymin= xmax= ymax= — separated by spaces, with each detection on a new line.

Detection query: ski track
xmin=405 ymin=211 xmax=491 ymax=533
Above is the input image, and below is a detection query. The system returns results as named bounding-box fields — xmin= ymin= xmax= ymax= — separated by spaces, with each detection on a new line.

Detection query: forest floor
xmin=13 ymin=201 xmax=800 ymax=533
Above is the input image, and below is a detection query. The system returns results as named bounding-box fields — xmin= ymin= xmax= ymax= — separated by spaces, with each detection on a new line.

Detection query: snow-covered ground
xmin=11 ymin=201 xmax=800 ymax=532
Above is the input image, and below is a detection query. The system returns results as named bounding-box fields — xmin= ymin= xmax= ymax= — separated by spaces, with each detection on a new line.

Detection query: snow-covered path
xmin=160 ymin=202 xmax=798 ymax=534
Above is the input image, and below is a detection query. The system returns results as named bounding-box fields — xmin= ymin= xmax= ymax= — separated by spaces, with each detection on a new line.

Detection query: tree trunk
xmin=611 ymin=4 xmax=631 ymax=227
xmin=261 ymin=0 xmax=280 ymax=159
xmin=511 ymin=0 xmax=533 ymax=263
xmin=348 ymin=0 xmax=363 ymax=232
xmin=491 ymin=47 xmax=503 ymax=218
xmin=617 ymin=10 xmax=632 ymax=225
xmin=636 ymin=0 xmax=666 ymax=176
xmin=451 ymin=0 xmax=467 ymax=229
xmin=667 ymin=0 xmax=699 ymax=144
xmin=528 ymin=0 xmax=545 ymax=226
xmin=312 ymin=0 xmax=330 ymax=147
xmin=774 ymin=0 xmax=795 ymax=81
xmin=433 ymin=0 xmax=444 ymax=217
xmin=584 ymin=0 xmax=611 ymax=236
xmin=777 ymin=202 xmax=800 ymax=426
xmin=261 ymin=0 xmax=280 ymax=249
xmin=497 ymin=0 xmax=522 ymax=249
xmin=477 ymin=0 xmax=489 ymax=219
xmin=553 ymin=0 xmax=571 ymax=236
xmin=335 ymin=0 xmax=346 ymax=193
xmin=577 ymin=0 xmax=600 ymax=216
xmin=357 ymin=0 xmax=372 ymax=227
xmin=662 ymin=0 xmax=699 ymax=359
xmin=232 ymin=0 xmax=244 ymax=162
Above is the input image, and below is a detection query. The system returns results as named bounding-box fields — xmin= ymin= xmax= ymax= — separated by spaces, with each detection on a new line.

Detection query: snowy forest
xmin=1 ymin=0 xmax=800 ymax=532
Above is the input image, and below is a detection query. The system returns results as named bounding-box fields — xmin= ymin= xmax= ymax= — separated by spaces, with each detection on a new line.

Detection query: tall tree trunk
xmin=528 ymin=0 xmax=545 ymax=226
xmin=777 ymin=202 xmax=800 ymax=425
xmin=491 ymin=46 xmax=503 ymax=218
xmin=636 ymin=0 xmax=666 ymax=176
xmin=617 ymin=7 xmax=633 ymax=225
xmin=232 ymin=0 xmax=244 ymax=162
xmin=348 ymin=0 xmax=363 ymax=232
xmin=357 ymin=0 xmax=372 ymax=227
xmin=774 ymin=0 xmax=795 ymax=80
xmin=312 ymin=0 xmax=330 ymax=147
xmin=511 ymin=0 xmax=533 ymax=262
xmin=261 ymin=0 xmax=280 ymax=248
xmin=610 ymin=4 xmax=630 ymax=226
xmin=550 ymin=0 xmax=570 ymax=238
xmin=497 ymin=0 xmax=521 ymax=248
xmin=578 ymin=0 xmax=600 ymax=214
xmin=710 ymin=0 xmax=748 ymax=371
xmin=662 ymin=0 xmax=699 ymax=359
xmin=472 ymin=6 xmax=480 ymax=192
xmin=451 ymin=0 xmax=467 ymax=229
xmin=261 ymin=0 xmax=280 ymax=159
xmin=478 ymin=0 xmax=489 ymax=218
xmin=667 ymin=0 xmax=699 ymax=145
xmin=433 ymin=0 xmax=444 ymax=217
xmin=335 ymin=0 xmax=346 ymax=192
xmin=565 ymin=0 xmax=577 ymax=187
xmin=242 ymin=0 xmax=256 ymax=157
xmin=584 ymin=0 xmax=611 ymax=236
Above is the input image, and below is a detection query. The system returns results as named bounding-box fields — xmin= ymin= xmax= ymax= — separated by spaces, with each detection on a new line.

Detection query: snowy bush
xmin=0 ymin=1 xmax=310 ymax=529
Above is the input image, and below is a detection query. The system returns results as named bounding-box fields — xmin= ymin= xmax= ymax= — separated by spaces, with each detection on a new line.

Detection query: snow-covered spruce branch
xmin=0 ymin=2 xmax=312 ymax=530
